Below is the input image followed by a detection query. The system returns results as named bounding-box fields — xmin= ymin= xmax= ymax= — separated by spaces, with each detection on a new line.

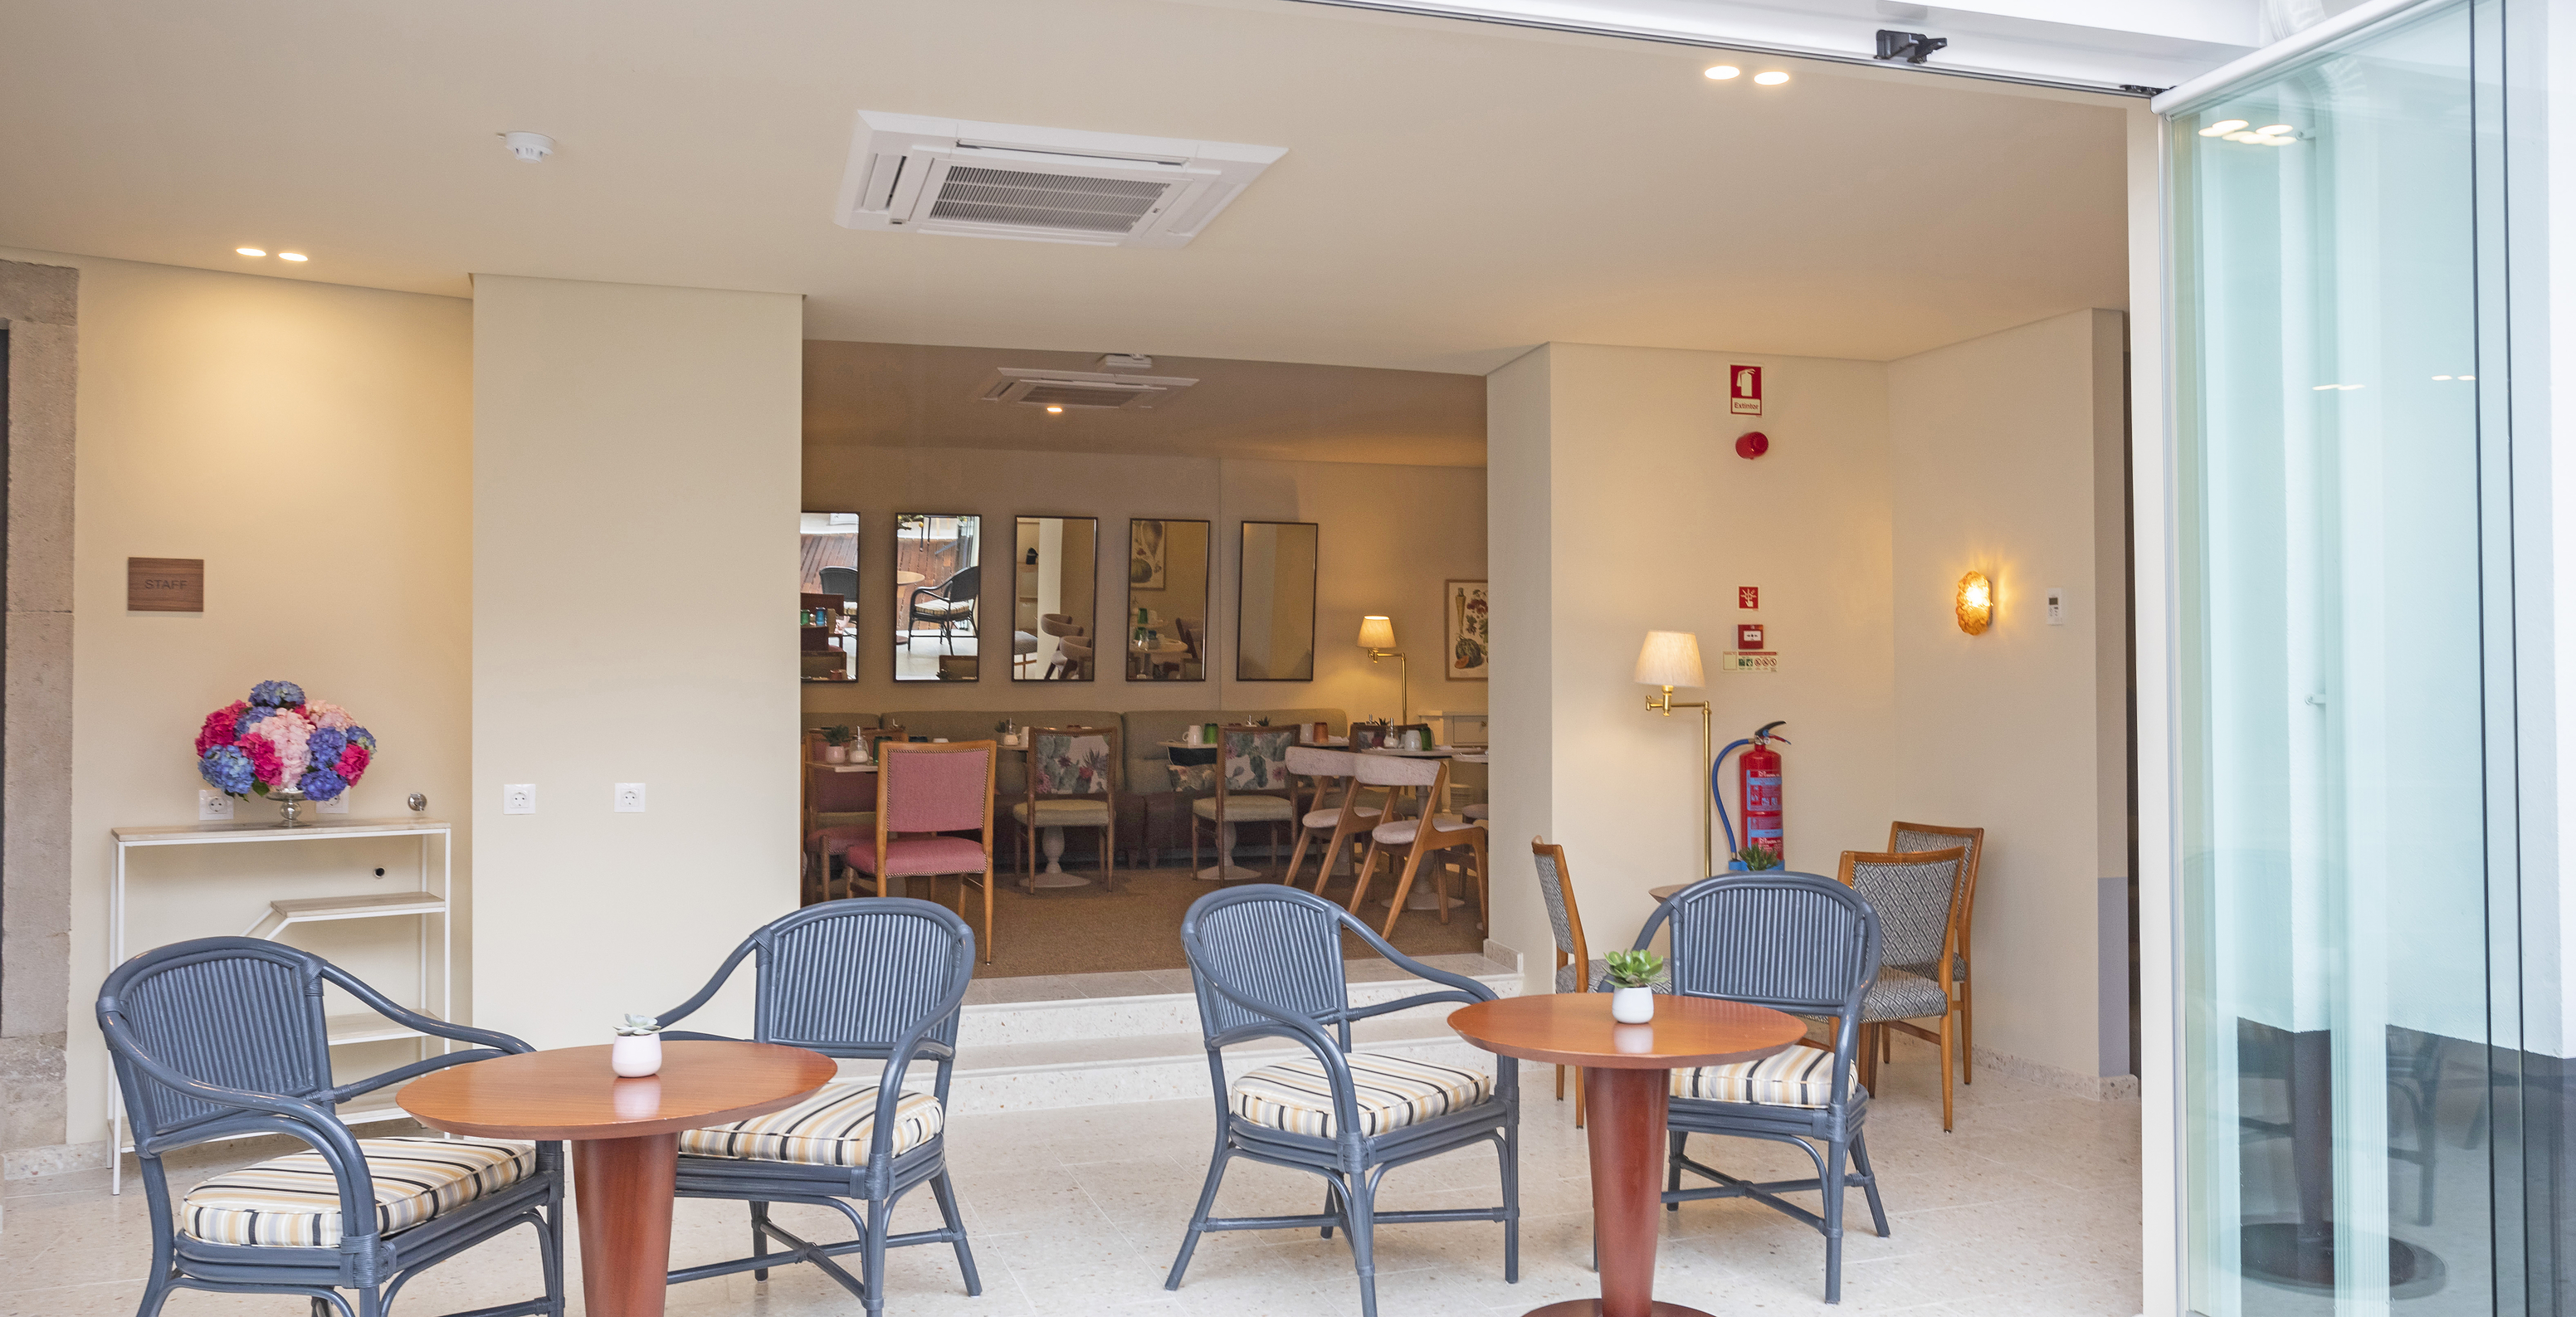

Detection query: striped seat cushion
xmin=1231 ymin=1051 xmax=1491 ymax=1138
xmin=679 ymin=1082 xmax=943 ymax=1168
xmin=181 ymin=1136 xmax=534 ymax=1247
xmin=1671 ymin=1047 xmax=1860 ymax=1108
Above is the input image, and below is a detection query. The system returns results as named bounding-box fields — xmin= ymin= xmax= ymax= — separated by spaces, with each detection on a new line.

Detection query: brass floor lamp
xmin=1635 ymin=630 xmax=1713 ymax=879
xmin=1359 ymin=615 xmax=1409 ymax=725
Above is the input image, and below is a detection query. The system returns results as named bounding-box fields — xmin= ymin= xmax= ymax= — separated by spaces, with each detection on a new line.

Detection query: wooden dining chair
xmin=1889 ymin=821 xmax=1984 ymax=1082
xmin=803 ymin=762 xmax=879 ymax=903
xmin=1012 ymin=724 xmax=1119 ymax=892
xmin=1835 ymin=846 xmax=1970 ymax=1129
xmin=1348 ymin=754 xmax=1486 ymax=938
xmin=1281 ymin=746 xmax=1380 ymax=893
xmin=851 ymin=741 xmax=998 ymax=963
xmin=1189 ymin=724 xmax=1300 ymax=880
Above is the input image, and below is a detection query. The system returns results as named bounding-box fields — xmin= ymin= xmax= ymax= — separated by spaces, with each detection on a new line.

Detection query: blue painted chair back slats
xmin=1185 ymin=895 xmax=1350 ymax=1037
xmin=761 ymin=907 xmax=968 ymax=1056
xmin=117 ymin=946 xmax=334 ymax=1136
xmin=1665 ymin=877 xmax=1876 ymax=1015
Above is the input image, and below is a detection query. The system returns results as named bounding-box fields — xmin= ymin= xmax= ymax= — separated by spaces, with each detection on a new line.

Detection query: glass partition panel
xmin=1014 ymin=516 xmax=1099 ymax=681
xmin=2173 ymin=2 xmax=2512 ymax=1310
xmin=895 ymin=514 xmax=981 ymax=682
xmin=1237 ymin=522 xmax=1319 ymax=681
xmin=798 ymin=511 xmax=861 ymax=683
xmin=1125 ymin=519 xmax=1208 ymax=681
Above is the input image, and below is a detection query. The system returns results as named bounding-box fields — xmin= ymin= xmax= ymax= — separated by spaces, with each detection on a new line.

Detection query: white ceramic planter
xmin=1610 ymin=986 xmax=1656 ymax=1024
xmin=611 ymin=1033 xmax=663 ymax=1077
xmin=822 ymin=744 xmax=848 ymax=763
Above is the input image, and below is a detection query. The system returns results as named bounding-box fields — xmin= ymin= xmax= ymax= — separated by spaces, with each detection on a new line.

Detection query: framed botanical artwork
xmin=1129 ymin=519 xmax=1168 ymax=590
xmin=1444 ymin=580 xmax=1489 ymax=680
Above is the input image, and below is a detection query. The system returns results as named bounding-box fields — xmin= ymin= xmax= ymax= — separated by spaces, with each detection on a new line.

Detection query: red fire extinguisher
xmin=1713 ymin=720 xmax=1790 ymax=869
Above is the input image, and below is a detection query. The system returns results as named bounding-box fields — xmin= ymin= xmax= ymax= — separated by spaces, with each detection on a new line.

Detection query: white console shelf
xmin=108 ymin=815 xmax=453 ymax=1193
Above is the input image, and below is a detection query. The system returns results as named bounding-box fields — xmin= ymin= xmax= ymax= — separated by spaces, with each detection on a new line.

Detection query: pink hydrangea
xmin=335 ymin=743 xmax=370 ymax=783
xmin=242 ymin=709 xmax=313 ymax=787
xmin=196 ymin=702 xmax=249 ymax=756
xmin=237 ymin=734 xmax=283 ymax=786
xmin=305 ymin=700 xmax=356 ymax=731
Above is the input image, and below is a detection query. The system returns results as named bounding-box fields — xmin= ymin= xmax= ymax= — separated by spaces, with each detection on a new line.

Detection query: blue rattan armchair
xmin=1636 ymin=873 xmax=1889 ymax=1304
xmin=1165 ymin=885 xmax=1519 ymax=1317
xmin=650 ymin=898 xmax=979 ymax=1317
xmin=95 ymin=937 xmax=564 ymax=1317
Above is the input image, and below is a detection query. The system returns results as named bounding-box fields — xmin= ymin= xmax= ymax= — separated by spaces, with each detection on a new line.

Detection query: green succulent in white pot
xmin=611 ymin=1014 xmax=664 ymax=1077
xmin=1603 ymin=949 xmax=1666 ymax=1024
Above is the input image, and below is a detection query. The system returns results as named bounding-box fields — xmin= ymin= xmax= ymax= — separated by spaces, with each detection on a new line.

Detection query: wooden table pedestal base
xmin=573 ymin=1133 xmax=679 ymax=1317
xmin=1523 ymin=1304 xmax=1716 ymax=1317
xmin=1511 ymin=1068 xmax=1716 ymax=1317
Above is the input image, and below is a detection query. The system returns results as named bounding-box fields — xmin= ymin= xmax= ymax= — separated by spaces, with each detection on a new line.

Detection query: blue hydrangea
xmin=348 ymin=725 xmax=376 ymax=752
xmin=249 ymin=680 xmax=305 ymax=709
xmin=300 ymin=766 xmax=349 ymax=801
xmin=309 ymin=727 xmax=349 ymax=763
xmin=199 ymin=744 xmax=255 ymax=795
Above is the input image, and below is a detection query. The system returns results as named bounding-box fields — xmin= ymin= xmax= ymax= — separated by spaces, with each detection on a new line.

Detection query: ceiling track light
xmin=1873 ymin=30 xmax=1949 ymax=66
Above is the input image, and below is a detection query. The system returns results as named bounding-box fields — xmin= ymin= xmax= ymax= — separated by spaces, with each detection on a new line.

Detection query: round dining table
xmin=1449 ymin=993 xmax=1806 ymax=1317
xmin=399 ymin=1040 xmax=836 ymax=1317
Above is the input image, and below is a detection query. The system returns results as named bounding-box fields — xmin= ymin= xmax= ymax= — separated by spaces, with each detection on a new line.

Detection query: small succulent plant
xmin=614 ymin=1014 xmax=663 ymax=1037
xmin=1603 ymin=949 xmax=1667 ymax=990
xmin=1734 ymin=844 xmax=1781 ymax=871
xmin=822 ymin=725 xmax=856 ymax=747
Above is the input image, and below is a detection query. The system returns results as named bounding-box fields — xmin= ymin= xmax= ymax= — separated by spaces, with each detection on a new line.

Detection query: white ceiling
xmin=0 ymin=0 xmax=2132 ymax=373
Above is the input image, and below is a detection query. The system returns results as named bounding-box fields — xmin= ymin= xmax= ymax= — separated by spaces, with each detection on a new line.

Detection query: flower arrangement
xmin=193 ymin=680 xmax=375 ymax=802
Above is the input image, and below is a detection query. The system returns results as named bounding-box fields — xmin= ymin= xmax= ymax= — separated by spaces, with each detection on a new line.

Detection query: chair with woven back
xmin=1528 ymin=837 xmax=1666 ymax=1127
xmin=851 ymin=740 xmax=998 ymax=964
xmin=1190 ymin=724 xmax=1301 ymax=881
xmin=1012 ymin=724 xmax=1120 ymax=892
xmin=1836 ymin=846 xmax=1971 ymax=1130
xmin=1888 ymin=821 xmax=1985 ymax=1082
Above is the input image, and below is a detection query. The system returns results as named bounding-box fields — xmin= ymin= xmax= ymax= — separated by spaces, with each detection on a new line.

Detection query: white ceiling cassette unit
xmin=978 ymin=368 xmax=1199 ymax=410
xmin=836 ymin=111 xmax=1286 ymax=248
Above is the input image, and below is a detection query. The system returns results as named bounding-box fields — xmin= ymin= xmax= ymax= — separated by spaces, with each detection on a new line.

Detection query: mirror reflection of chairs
xmin=905 ymin=563 xmax=981 ymax=655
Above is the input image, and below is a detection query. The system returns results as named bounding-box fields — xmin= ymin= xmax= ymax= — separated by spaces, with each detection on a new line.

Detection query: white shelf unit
xmin=108 ymin=816 xmax=453 ymax=1194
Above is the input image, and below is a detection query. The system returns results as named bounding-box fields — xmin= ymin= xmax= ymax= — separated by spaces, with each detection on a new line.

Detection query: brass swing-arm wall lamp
xmin=1635 ymin=630 xmax=1715 ymax=880
xmin=1359 ymin=615 xmax=1409 ymax=725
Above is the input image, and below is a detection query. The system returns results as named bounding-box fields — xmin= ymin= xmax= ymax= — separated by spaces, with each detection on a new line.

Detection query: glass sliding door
xmin=2172 ymin=1 xmax=2516 ymax=1312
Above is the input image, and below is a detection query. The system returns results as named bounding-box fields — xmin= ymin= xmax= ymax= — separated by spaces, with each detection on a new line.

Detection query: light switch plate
xmin=614 ymin=783 xmax=646 ymax=813
xmin=2046 ymin=588 xmax=2067 ymax=626
xmin=198 ymin=789 xmax=235 ymax=822
xmin=503 ymin=783 xmax=536 ymax=815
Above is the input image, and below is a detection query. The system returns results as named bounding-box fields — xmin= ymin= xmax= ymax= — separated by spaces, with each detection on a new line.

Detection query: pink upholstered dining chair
xmin=850 ymin=739 xmax=998 ymax=963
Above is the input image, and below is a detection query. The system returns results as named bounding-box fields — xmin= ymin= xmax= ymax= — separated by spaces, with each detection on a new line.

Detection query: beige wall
xmin=472 ymin=276 xmax=802 ymax=1049
xmin=1488 ymin=320 xmax=2128 ymax=1088
xmin=1886 ymin=308 xmax=2129 ymax=1080
xmin=801 ymin=448 xmax=1486 ymax=724
xmin=8 ymin=248 xmax=474 ymax=1156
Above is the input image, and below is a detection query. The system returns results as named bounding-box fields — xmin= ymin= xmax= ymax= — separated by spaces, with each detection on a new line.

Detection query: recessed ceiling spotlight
xmin=2460 ymin=374 xmax=2476 ymax=380
xmin=2256 ymin=124 xmax=2294 ymax=135
xmin=1046 ymin=405 xmax=1064 ymax=414
xmin=277 ymin=251 xmax=308 ymax=262
xmin=2433 ymin=374 xmax=2453 ymax=380
xmin=2200 ymin=119 xmax=2251 ymax=137
xmin=236 ymin=246 xmax=266 ymax=257
xmin=1704 ymin=65 xmax=1740 ymax=80
xmin=1753 ymin=71 xmax=1790 ymax=85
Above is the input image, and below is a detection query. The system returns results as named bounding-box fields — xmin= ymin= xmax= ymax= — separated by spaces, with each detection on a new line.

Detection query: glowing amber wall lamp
xmin=1956 ymin=571 xmax=1993 ymax=635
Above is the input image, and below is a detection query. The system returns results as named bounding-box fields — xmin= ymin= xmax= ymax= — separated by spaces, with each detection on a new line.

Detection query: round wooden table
xmin=1449 ymin=994 xmax=1806 ymax=1317
xmin=1647 ymin=883 xmax=1688 ymax=901
xmin=399 ymin=1041 xmax=836 ymax=1317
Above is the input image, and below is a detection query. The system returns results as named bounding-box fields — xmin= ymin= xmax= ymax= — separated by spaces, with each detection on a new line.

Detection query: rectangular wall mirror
xmin=1014 ymin=516 xmax=1099 ymax=680
xmin=1125 ymin=518 xmax=1209 ymax=681
xmin=1237 ymin=521 xmax=1320 ymax=681
xmin=799 ymin=511 xmax=861 ymax=683
xmin=895 ymin=513 xmax=981 ymax=682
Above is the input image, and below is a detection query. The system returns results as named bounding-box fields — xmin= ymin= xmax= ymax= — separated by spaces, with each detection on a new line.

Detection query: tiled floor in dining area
xmin=0 ymin=1040 xmax=2139 ymax=1317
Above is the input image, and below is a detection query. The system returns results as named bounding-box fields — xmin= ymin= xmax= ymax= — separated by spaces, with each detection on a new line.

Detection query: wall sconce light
xmin=1358 ymin=616 xmax=1409 ymax=724
xmin=1955 ymin=571 xmax=1993 ymax=635
xmin=1635 ymin=630 xmax=1715 ymax=878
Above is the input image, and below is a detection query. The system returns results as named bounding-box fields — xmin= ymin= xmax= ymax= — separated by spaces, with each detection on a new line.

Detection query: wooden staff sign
xmin=128 ymin=558 xmax=204 ymax=612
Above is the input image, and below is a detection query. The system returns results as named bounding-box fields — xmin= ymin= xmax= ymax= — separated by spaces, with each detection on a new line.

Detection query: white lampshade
xmin=1357 ymin=616 xmax=1398 ymax=650
xmin=1633 ymin=631 xmax=1705 ymax=687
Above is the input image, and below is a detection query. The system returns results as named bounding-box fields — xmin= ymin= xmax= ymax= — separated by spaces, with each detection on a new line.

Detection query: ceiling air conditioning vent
xmin=837 ymin=111 xmax=1286 ymax=249
xmin=979 ymin=368 xmax=1200 ymax=410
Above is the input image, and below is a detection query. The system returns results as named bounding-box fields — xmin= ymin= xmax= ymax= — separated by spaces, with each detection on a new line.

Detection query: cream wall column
xmin=472 ymin=276 xmax=801 ymax=1047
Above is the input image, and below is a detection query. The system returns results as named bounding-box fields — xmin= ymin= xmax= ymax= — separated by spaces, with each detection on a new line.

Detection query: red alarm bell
xmin=1735 ymin=431 xmax=1769 ymax=459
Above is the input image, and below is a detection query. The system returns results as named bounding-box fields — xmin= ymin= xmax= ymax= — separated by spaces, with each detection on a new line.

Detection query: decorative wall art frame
xmin=1129 ymin=519 xmax=1168 ymax=590
xmin=1445 ymin=579 xmax=1489 ymax=680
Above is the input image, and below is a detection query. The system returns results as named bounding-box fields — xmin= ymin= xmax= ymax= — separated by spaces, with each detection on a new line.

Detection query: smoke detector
xmin=837 ymin=112 xmax=1284 ymax=248
xmin=500 ymin=131 xmax=554 ymax=163
xmin=978 ymin=367 xmax=1198 ymax=410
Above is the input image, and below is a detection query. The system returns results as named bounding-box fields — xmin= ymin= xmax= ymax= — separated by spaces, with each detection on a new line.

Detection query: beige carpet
xmin=831 ymin=860 xmax=1489 ymax=978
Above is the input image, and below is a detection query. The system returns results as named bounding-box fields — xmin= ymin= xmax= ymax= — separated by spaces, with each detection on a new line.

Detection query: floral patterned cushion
xmin=1032 ymin=734 xmax=1112 ymax=795
xmin=1224 ymin=729 xmax=1300 ymax=791
xmin=1171 ymin=763 xmax=1217 ymax=793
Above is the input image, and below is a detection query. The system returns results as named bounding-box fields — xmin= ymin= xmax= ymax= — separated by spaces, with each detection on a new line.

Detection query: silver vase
xmin=270 ymin=787 xmax=310 ymax=828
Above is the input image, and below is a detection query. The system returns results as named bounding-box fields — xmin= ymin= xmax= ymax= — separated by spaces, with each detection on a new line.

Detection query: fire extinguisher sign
xmin=1730 ymin=364 xmax=1763 ymax=416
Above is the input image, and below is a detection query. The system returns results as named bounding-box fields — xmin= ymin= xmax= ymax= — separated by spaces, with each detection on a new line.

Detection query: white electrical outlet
xmin=317 ymin=793 xmax=349 ymax=814
xmin=2046 ymin=588 xmax=2067 ymax=626
xmin=198 ymin=789 xmax=235 ymax=822
xmin=614 ymin=783 xmax=646 ymax=813
xmin=503 ymin=783 xmax=536 ymax=815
